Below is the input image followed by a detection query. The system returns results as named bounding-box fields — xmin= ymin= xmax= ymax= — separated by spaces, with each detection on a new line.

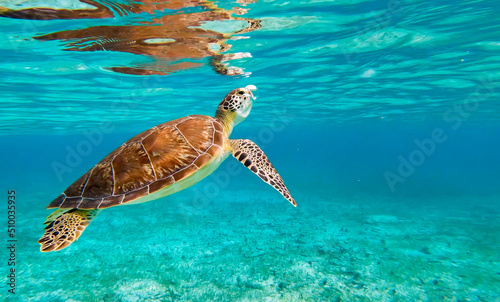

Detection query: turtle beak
xmin=245 ymin=85 xmax=257 ymax=100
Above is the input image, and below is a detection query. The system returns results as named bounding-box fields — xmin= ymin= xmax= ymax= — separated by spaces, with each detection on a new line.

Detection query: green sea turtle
xmin=39 ymin=86 xmax=296 ymax=252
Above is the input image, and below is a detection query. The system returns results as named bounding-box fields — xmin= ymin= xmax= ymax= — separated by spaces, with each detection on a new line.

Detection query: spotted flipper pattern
xmin=230 ymin=139 xmax=296 ymax=207
xmin=38 ymin=209 xmax=101 ymax=252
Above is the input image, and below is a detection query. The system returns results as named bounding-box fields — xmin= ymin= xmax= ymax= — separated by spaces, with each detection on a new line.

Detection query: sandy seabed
xmin=9 ymin=187 xmax=500 ymax=302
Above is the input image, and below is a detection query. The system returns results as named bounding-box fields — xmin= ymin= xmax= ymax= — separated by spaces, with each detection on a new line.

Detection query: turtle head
xmin=215 ymin=85 xmax=257 ymax=131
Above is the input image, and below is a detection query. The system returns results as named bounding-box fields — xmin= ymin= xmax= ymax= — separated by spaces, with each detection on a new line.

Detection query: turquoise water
xmin=1 ymin=0 xmax=500 ymax=300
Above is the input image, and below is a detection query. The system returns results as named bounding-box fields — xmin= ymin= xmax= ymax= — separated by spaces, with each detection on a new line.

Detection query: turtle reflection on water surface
xmin=0 ymin=0 xmax=261 ymax=75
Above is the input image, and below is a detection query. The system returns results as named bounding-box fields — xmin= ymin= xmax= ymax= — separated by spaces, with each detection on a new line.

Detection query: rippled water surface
xmin=1 ymin=0 xmax=499 ymax=134
xmin=1 ymin=0 xmax=500 ymax=301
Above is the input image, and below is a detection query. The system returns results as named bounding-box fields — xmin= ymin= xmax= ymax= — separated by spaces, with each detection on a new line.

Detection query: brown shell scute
xmin=141 ymin=125 xmax=197 ymax=179
xmin=112 ymin=141 xmax=156 ymax=194
xmin=82 ymin=163 xmax=114 ymax=197
xmin=48 ymin=116 xmax=223 ymax=210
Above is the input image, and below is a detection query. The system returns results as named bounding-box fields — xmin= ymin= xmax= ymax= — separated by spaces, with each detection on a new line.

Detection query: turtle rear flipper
xmin=38 ymin=209 xmax=101 ymax=252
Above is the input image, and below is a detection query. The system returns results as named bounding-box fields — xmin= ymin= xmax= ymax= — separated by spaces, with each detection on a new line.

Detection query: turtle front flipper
xmin=230 ymin=139 xmax=297 ymax=207
xmin=38 ymin=209 xmax=101 ymax=252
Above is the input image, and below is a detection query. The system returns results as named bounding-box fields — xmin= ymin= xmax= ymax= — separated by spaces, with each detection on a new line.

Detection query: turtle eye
xmin=237 ymin=91 xmax=245 ymax=95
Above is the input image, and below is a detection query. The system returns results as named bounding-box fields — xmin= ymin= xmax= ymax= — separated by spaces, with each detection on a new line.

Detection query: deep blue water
xmin=4 ymin=121 xmax=500 ymax=199
xmin=1 ymin=0 xmax=500 ymax=301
